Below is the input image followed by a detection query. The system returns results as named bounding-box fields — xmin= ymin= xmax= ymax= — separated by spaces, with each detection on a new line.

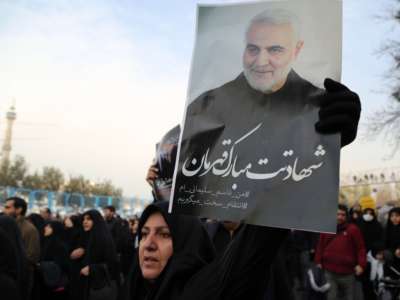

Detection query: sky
xmin=0 ymin=0 xmax=399 ymax=199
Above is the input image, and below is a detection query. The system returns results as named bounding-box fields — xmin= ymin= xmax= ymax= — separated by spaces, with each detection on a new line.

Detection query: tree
xmin=41 ymin=167 xmax=65 ymax=191
xmin=64 ymin=175 xmax=91 ymax=195
xmin=23 ymin=172 xmax=43 ymax=190
xmin=0 ymin=155 xmax=29 ymax=187
xmin=91 ymin=180 xmax=123 ymax=197
xmin=368 ymin=1 xmax=400 ymax=156
xmin=0 ymin=155 xmax=124 ymax=197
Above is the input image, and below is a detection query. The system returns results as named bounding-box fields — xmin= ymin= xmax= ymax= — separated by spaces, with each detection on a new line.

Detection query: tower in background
xmin=1 ymin=104 xmax=17 ymax=166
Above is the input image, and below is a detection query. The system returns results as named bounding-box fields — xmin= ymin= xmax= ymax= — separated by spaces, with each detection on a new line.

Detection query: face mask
xmin=363 ymin=214 xmax=374 ymax=222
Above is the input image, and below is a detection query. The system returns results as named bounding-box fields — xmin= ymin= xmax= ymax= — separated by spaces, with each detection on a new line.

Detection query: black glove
xmin=315 ymin=78 xmax=361 ymax=147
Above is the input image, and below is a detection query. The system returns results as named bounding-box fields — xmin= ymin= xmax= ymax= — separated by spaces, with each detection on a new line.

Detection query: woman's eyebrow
xmin=142 ymin=226 xmax=170 ymax=231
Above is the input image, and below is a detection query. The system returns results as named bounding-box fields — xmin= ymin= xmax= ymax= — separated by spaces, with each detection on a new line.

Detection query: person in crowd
xmin=103 ymin=205 xmax=134 ymax=278
xmin=315 ymin=204 xmax=367 ymax=300
xmin=128 ymin=216 xmax=139 ymax=248
xmin=129 ymin=216 xmax=139 ymax=236
xmin=357 ymin=208 xmax=384 ymax=300
xmin=291 ymin=230 xmax=320 ymax=292
xmin=363 ymin=242 xmax=386 ymax=300
xmin=3 ymin=197 xmax=40 ymax=300
xmin=349 ymin=204 xmax=362 ymax=225
xmin=377 ymin=202 xmax=395 ymax=226
xmin=119 ymin=200 xmax=288 ymax=300
xmin=204 ymin=220 xmax=243 ymax=258
xmin=40 ymin=207 xmax=53 ymax=221
xmin=27 ymin=213 xmax=46 ymax=244
xmin=0 ymin=228 xmax=21 ymax=300
xmin=69 ymin=209 xmax=119 ymax=300
xmin=40 ymin=221 xmax=70 ymax=300
xmin=358 ymin=208 xmax=384 ymax=253
xmin=0 ymin=215 xmax=28 ymax=300
xmin=384 ymin=207 xmax=400 ymax=260
xmin=63 ymin=214 xmax=83 ymax=252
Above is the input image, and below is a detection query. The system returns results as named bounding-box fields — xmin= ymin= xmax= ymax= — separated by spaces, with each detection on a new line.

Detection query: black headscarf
xmin=358 ymin=208 xmax=383 ymax=252
xmin=42 ymin=221 xmax=68 ymax=266
xmin=64 ymin=214 xmax=83 ymax=251
xmin=385 ymin=207 xmax=400 ymax=251
xmin=121 ymin=201 xmax=215 ymax=300
xmin=27 ymin=213 xmax=45 ymax=238
xmin=81 ymin=210 xmax=117 ymax=266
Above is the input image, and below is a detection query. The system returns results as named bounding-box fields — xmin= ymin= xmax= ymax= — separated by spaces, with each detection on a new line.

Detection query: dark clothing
xmin=16 ymin=216 xmax=40 ymax=266
xmin=315 ymin=223 xmax=367 ymax=275
xmin=0 ymin=216 xmax=29 ymax=300
xmin=70 ymin=210 xmax=119 ymax=300
xmin=204 ymin=221 xmax=242 ymax=258
xmin=0 ymin=228 xmax=21 ymax=300
xmin=358 ymin=218 xmax=384 ymax=252
xmin=106 ymin=217 xmax=134 ymax=276
xmin=120 ymin=201 xmax=288 ymax=300
xmin=358 ymin=218 xmax=384 ymax=300
xmin=205 ymin=221 xmax=294 ymax=300
xmin=40 ymin=221 xmax=69 ymax=300
xmin=264 ymin=246 xmax=295 ymax=300
xmin=384 ymin=207 xmax=400 ymax=254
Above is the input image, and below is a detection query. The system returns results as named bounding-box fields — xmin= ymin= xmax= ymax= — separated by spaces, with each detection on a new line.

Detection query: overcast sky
xmin=0 ymin=0 xmax=399 ymax=199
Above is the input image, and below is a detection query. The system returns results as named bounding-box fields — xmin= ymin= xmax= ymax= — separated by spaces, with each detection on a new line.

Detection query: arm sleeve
xmin=314 ymin=234 xmax=324 ymax=265
xmin=353 ymin=227 xmax=367 ymax=269
xmin=25 ymin=227 xmax=40 ymax=265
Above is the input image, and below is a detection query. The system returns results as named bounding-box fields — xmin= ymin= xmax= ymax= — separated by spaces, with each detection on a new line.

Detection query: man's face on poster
xmin=243 ymin=21 xmax=303 ymax=93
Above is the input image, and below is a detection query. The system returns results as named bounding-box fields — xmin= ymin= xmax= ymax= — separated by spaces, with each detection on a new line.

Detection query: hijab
xmin=81 ymin=210 xmax=117 ymax=265
xmin=358 ymin=208 xmax=383 ymax=251
xmin=42 ymin=220 xmax=67 ymax=261
xmin=122 ymin=201 xmax=215 ymax=300
xmin=385 ymin=207 xmax=400 ymax=251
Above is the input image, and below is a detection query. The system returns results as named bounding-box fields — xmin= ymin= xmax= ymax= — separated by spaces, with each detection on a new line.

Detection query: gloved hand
xmin=315 ymin=78 xmax=361 ymax=147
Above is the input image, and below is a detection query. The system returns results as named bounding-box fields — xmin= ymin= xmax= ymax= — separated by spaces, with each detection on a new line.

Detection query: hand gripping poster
xmin=170 ymin=0 xmax=342 ymax=233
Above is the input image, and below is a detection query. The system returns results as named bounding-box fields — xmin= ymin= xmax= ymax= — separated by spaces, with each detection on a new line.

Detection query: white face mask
xmin=363 ymin=214 xmax=374 ymax=222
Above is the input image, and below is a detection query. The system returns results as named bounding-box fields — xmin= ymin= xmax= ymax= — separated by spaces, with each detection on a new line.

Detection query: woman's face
xmin=131 ymin=220 xmax=139 ymax=235
xmin=139 ymin=212 xmax=173 ymax=280
xmin=44 ymin=224 xmax=53 ymax=237
xmin=390 ymin=212 xmax=400 ymax=225
xmin=82 ymin=215 xmax=93 ymax=232
xmin=64 ymin=217 xmax=73 ymax=228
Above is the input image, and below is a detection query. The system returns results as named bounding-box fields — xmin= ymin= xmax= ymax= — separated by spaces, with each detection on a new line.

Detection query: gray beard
xmin=243 ymin=68 xmax=274 ymax=94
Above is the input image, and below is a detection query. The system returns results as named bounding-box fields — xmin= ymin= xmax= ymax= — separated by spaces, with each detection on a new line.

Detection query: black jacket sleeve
xmin=181 ymin=225 xmax=289 ymax=300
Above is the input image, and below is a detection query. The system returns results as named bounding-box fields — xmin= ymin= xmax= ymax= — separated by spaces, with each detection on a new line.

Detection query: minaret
xmin=1 ymin=104 xmax=17 ymax=166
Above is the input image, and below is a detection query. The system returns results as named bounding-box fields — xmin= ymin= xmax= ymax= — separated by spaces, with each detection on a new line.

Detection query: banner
xmin=171 ymin=0 xmax=342 ymax=232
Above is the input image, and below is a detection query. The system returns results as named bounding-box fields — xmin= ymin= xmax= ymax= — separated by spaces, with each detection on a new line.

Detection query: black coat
xmin=0 ymin=227 xmax=21 ymax=300
xmin=385 ymin=207 xmax=400 ymax=253
xmin=69 ymin=210 xmax=119 ymax=300
xmin=41 ymin=221 xmax=70 ymax=276
xmin=0 ymin=216 xmax=28 ymax=300
xmin=358 ymin=218 xmax=384 ymax=252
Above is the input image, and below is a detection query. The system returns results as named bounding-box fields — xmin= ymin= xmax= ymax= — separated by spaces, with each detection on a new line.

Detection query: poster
xmin=170 ymin=0 xmax=342 ymax=233
xmin=153 ymin=125 xmax=180 ymax=202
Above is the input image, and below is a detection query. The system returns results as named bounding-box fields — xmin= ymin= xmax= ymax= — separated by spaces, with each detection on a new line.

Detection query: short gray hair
xmin=246 ymin=8 xmax=302 ymax=41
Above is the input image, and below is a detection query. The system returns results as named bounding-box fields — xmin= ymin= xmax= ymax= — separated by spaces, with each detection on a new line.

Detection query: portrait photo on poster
xmin=171 ymin=0 xmax=342 ymax=233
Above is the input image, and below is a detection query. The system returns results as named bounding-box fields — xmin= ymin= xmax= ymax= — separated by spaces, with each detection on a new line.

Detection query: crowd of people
xmin=0 ymin=197 xmax=139 ymax=300
xmin=0 ymin=193 xmax=399 ymax=300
